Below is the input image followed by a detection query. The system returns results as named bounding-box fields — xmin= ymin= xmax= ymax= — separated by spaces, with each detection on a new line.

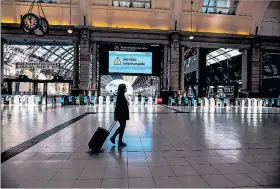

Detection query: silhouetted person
xmin=110 ymin=84 xmax=129 ymax=147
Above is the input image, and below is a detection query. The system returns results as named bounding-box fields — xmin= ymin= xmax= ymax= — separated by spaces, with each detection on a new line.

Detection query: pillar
xmin=91 ymin=42 xmax=97 ymax=90
xmin=79 ymin=29 xmax=91 ymax=91
xmin=33 ymin=82 xmax=38 ymax=95
xmin=250 ymin=47 xmax=261 ymax=93
xmin=1 ymin=38 xmax=6 ymax=86
xmin=72 ymin=41 xmax=79 ymax=89
xmin=196 ymin=48 xmax=207 ymax=97
xmin=241 ymin=49 xmax=248 ymax=92
xmin=180 ymin=46 xmax=185 ymax=90
xmin=169 ymin=32 xmax=180 ymax=91
xmin=241 ymin=47 xmax=261 ymax=95
xmin=162 ymin=45 xmax=168 ymax=90
xmin=7 ymin=82 xmax=12 ymax=95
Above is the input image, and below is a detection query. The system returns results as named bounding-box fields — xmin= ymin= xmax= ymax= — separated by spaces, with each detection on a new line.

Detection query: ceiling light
xmin=67 ymin=28 xmax=73 ymax=34
xmin=189 ymin=35 xmax=194 ymax=40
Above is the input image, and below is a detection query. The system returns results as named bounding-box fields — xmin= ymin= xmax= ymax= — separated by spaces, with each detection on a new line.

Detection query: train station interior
xmin=1 ymin=0 xmax=280 ymax=188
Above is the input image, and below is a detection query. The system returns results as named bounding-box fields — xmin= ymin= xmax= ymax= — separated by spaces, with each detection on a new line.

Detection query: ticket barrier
xmin=210 ymin=98 xmax=215 ymax=107
xmin=235 ymin=99 xmax=240 ymax=106
xmin=75 ymin=96 xmax=80 ymax=105
xmin=21 ymin=95 xmax=28 ymax=105
xmin=184 ymin=97 xmax=189 ymax=106
xmin=91 ymin=96 xmax=96 ymax=105
xmin=28 ymin=95 xmax=35 ymax=105
xmin=84 ymin=96 xmax=88 ymax=105
xmin=135 ymin=97 xmax=139 ymax=105
xmin=4 ymin=95 xmax=11 ymax=105
xmin=68 ymin=96 xmax=73 ymax=105
xmin=106 ymin=96 xmax=110 ymax=105
xmin=264 ymin=98 xmax=270 ymax=107
xmin=197 ymin=98 xmax=201 ymax=106
xmin=113 ymin=96 xmax=117 ymax=105
xmin=178 ymin=97 xmax=182 ymax=106
xmin=271 ymin=98 xmax=277 ymax=107
xmin=141 ymin=97 xmax=145 ymax=105
xmin=148 ymin=97 xmax=153 ymax=105
xmin=257 ymin=99 xmax=263 ymax=107
xmin=202 ymin=98 xmax=209 ymax=107
xmin=223 ymin=98 xmax=228 ymax=107
xmin=245 ymin=98 xmax=252 ymax=107
xmin=240 ymin=99 xmax=245 ymax=107
xmin=252 ymin=98 xmax=258 ymax=107
xmin=190 ymin=97 xmax=197 ymax=106
xmin=61 ymin=96 xmax=65 ymax=106
xmin=98 ymin=96 xmax=103 ymax=105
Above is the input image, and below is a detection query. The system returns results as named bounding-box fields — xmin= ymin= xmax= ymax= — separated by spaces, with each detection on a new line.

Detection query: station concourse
xmin=1 ymin=0 xmax=280 ymax=188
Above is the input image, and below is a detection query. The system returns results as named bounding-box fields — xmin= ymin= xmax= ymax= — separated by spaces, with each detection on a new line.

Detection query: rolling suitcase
xmin=88 ymin=121 xmax=116 ymax=153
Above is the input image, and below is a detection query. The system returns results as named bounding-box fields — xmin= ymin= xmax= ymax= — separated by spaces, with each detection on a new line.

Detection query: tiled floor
xmin=1 ymin=105 xmax=280 ymax=188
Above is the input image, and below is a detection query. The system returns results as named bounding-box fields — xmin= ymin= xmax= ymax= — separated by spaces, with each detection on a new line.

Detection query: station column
xmin=169 ymin=32 xmax=181 ymax=91
xmin=241 ymin=46 xmax=262 ymax=95
xmin=196 ymin=48 xmax=207 ymax=97
xmin=72 ymin=41 xmax=79 ymax=90
xmin=91 ymin=42 xmax=97 ymax=92
xmin=79 ymin=30 xmax=91 ymax=93
xmin=162 ymin=45 xmax=168 ymax=90
xmin=250 ymin=46 xmax=262 ymax=93
xmin=1 ymin=38 xmax=6 ymax=85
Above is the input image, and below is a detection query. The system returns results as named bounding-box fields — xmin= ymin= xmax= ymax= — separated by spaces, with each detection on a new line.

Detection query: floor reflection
xmin=1 ymin=105 xmax=280 ymax=188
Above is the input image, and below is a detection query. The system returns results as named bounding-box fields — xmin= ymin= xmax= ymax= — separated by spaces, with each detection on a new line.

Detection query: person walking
xmin=110 ymin=84 xmax=129 ymax=147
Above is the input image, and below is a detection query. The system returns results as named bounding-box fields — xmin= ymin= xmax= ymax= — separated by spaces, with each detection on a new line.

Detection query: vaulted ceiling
xmin=1 ymin=0 xmax=280 ymax=36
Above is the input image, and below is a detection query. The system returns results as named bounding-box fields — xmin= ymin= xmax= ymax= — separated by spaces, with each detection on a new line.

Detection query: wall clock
xmin=21 ymin=13 xmax=39 ymax=31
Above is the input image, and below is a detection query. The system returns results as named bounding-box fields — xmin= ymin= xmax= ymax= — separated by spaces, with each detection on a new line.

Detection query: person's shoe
xmin=110 ymin=137 xmax=115 ymax=144
xmin=118 ymin=141 xmax=127 ymax=147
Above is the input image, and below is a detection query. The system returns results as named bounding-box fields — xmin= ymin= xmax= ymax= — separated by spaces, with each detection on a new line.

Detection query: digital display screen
xmin=108 ymin=51 xmax=152 ymax=74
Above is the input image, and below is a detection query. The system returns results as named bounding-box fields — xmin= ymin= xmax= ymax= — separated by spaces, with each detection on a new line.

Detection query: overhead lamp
xmin=67 ymin=0 xmax=73 ymax=34
xmin=189 ymin=1 xmax=194 ymax=40
xmin=67 ymin=28 xmax=73 ymax=34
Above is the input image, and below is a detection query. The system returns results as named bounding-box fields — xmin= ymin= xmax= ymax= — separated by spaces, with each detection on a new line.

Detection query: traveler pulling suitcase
xmin=88 ymin=121 xmax=117 ymax=153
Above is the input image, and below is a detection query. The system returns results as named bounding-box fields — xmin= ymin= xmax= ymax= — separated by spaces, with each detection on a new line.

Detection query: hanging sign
xmin=15 ymin=62 xmax=62 ymax=70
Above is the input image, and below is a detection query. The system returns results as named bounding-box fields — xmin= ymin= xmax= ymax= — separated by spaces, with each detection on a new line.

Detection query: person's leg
xmin=110 ymin=125 xmax=121 ymax=144
xmin=118 ymin=120 xmax=127 ymax=146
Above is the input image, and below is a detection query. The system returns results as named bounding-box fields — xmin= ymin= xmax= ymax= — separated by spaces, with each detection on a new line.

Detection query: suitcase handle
xmin=108 ymin=121 xmax=117 ymax=132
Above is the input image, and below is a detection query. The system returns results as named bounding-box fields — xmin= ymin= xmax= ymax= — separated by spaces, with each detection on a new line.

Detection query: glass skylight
xmin=207 ymin=48 xmax=242 ymax=66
